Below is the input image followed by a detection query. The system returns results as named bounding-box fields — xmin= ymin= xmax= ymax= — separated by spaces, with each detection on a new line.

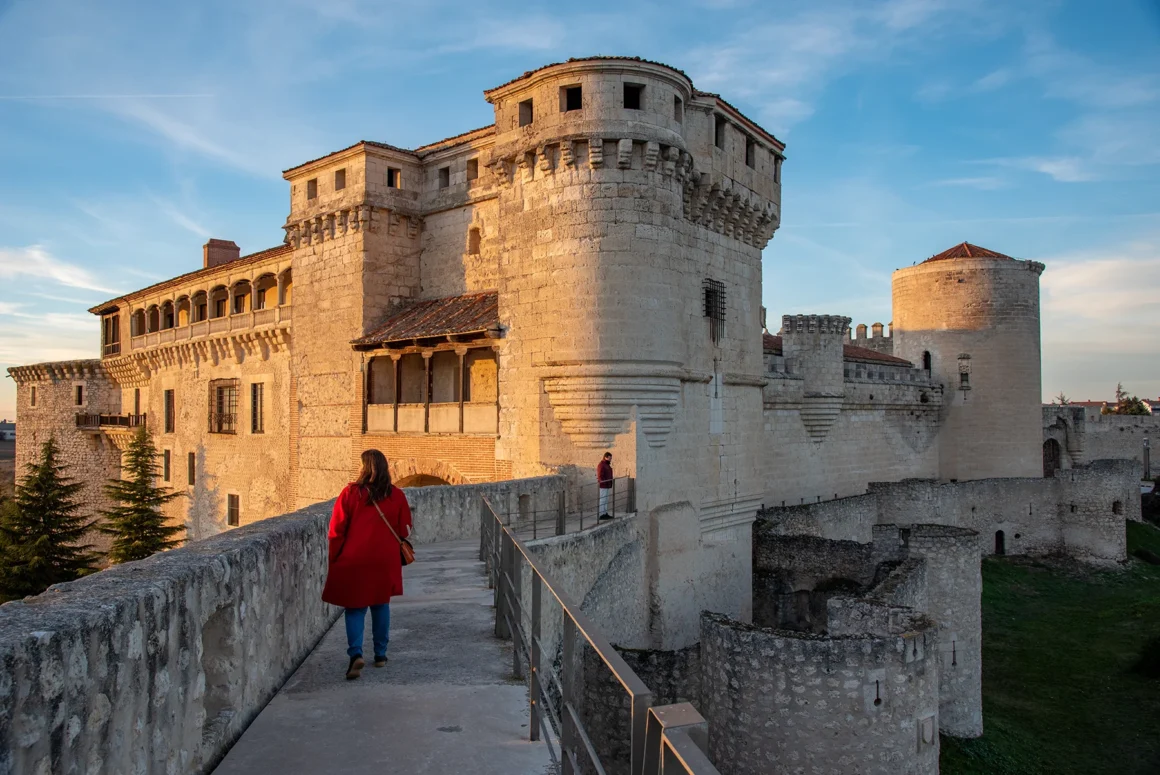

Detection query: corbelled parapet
xmin=7 ymin=359 xmax=105 ymax=384
xmin=780 ymin=315 xmax=851 ymax=442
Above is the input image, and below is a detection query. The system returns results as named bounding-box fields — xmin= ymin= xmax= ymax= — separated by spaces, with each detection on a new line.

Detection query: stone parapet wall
xmin=0 ymin=501 xmax=336 ymax=775
xmin=405 ymin=475 xmax=565 ymax=544
xmin=1044 ymin=405 xmax=1159 ymax=471
xmin=700 ymin=612 xmax=940 ymax=775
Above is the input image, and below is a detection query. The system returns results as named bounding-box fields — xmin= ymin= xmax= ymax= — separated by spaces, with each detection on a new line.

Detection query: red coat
xmin=321 ymin=484 xmax=413 ymax=609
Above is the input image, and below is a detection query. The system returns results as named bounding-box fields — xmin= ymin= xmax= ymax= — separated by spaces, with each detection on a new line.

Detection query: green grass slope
xmin=941 ymin=522 xmax=1160 ymax=775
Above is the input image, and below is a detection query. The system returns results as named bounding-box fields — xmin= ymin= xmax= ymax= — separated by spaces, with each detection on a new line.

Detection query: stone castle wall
xmin=8 ymin=361 xmax=124 ymax=554
xmin=1044 ymin=404 xmax=1158 ymax=473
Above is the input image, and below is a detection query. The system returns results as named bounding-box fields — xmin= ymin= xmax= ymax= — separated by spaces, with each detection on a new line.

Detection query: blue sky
xmin=1 ymin=0 xmax=1158 ymax=418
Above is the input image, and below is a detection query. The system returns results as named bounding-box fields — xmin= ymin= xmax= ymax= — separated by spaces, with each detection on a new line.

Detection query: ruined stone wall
xmin=700 ymin=611 xmax=940 ymax=775
xmin=0 ymin=500 xmax=336 ymax=775
xmin=893 ymin=257 xmax=1044 ymax=480
xmin=903 ymin=525 xmax=982 ymax=737
xmin=8 ymin=361 xmax=123 ymax=554
xmin=1044 ymin=405 xmax=1159 ymax=471
xmin=757 ymin=493 xmax=878 ymax=542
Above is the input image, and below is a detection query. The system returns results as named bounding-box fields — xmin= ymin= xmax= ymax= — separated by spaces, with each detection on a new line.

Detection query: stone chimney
xmin=203 ymin=239 xmax=241 ymax=269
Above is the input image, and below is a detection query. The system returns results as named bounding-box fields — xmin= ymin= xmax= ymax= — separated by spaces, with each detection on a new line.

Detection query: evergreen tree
xmin=100 ymin=426 xmax=184 ymax=563
xmin=1104 ymin=383 xmax=1149 ymax=416
xmin=1054 ymin=391 xmax=1070 ymax=405
xmin=0 ymin=437 xmax=101 ymax=600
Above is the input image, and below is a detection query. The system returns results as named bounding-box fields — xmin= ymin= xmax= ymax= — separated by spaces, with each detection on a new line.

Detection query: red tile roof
xmin=88 ymin=244 xmax=293 ymax=315
xmin=354 ymin=291 xmax=499 ymax=347
xmin=923 ymin=242 xmax=1014 ymax=263
xmin=763 ymin=333 xmax=914 ymax=366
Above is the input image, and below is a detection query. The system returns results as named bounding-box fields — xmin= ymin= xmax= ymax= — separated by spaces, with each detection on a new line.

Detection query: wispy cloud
xmin=926 ymin=176 xmax=1008 ymax=190
xmin=981 ymin=155 xmax=1095 ymax=183
xmin=971 ymin=68 xmax=1012 ymax=92
xmin=0 ymin=245 xmax=119 ymax=294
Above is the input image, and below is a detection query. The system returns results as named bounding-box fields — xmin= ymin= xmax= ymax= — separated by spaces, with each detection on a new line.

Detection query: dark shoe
xmin=346 ymin=655 xmax=365 ymax=680
xmin=374 ymin=655 xmax=388 ymax=668
xmin=599 ymin=513 xmax=612 ymax=521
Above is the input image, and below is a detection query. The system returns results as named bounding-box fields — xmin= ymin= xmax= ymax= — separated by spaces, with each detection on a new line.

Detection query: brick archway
xmin=388 ymin=457 xmax=468 ymax=487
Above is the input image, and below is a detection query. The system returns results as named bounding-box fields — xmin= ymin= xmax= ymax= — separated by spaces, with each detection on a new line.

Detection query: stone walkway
xmin=214 ymin=539 xmax=554 ymax=775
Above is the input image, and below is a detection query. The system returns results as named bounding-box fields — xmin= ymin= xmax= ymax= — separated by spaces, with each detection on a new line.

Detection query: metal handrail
xmin=480 ymin=496 xmax=720 ymax=775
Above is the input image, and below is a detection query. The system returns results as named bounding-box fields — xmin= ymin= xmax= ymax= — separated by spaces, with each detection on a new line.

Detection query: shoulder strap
xmin=371 ymin=497 xmax=406 ymax=546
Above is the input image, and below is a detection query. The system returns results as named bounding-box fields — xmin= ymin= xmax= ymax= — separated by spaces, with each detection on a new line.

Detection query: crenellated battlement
xmin=781 ymin=314 xmax=851 ymax=336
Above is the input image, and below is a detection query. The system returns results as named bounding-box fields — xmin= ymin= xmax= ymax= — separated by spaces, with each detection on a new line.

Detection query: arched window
xmin=175 ymin=296 xmax=191 ymax=327
xmin=160 ymin=300 xmax=175 ymax=330
xmin=994 ymin=530 xmax=1006 ymax=556
xmin=209 ymin=286 xmax=229 ymax=318
xmin=253 ymin=274 xmax=277 ymax=310
xmin=231 ymin=280 xmax=252 ymax=315
xmin=192 ymin=291 xmax=208 ymax=323
xmin=146 ymin=305 xmax=160 ymax=333
xmin=278 ymin=269 xmax=293 ymax=306
xmin=131 ymin=309 xmax=146 ymax=337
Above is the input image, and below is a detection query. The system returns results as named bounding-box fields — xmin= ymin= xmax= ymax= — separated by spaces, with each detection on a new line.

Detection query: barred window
xmin=251 ymin=382 xmax=265 ymax=434
xmin=227 ymin=494 xmax=240 ymax=527
xmin=164 ymin=389 xmax=175 ymax=433
xmin=703 ymin=278 xmax=726 ymax=344
xmin=209 ymin=379 xmax=239 ymax=434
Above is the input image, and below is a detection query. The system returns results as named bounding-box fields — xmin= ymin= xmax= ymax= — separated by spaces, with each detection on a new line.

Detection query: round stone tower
xmin=892 ymin=242 xmax=1045 ymax=480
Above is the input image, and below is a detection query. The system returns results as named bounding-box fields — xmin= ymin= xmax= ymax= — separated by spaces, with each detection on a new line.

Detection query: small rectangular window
xmin=251 ymin=382 xmax=265 ymax=434
xmin=466 ymin=158 xmax=478 ymax=182
xmin=745 ymin=136 xmax=756 ymax=168
xmin=75 ymin=385 xmax=84 ymax=406
xmin=714 ymin=115 xmax=727 ymax=149
xmin=188 ymin=452 xmax=196 ymax=486
xmin=163 ymin=450 xmax=171 ymax=482
xmin=562 ymin=85 xmax=582 ymax=112
xmin=673 ymin=96 xmax=683 ymax=123
xmin=518 ymin=98 xmax=534 ymax=127
xmin=209 ymin=379 xmax=239 ymax=434
xmin=774 ymin=156 xmax=782 ymax=184
xmin=438 ymin=166 xmax=450 ymax=189
xmin=387 ymin=168 xmax=401 ymax=188
xmin=960 ymin=372 xmax=970 ymax=388
xmin=227 ymin=494 xmax=240 ymax=527
xmin=164 ymin=389 xmax=175 ymax=433
xmin=624 ymin=83 xmax=644 ymax=110
xmin=306 ymin=178 xmax=318 ymax=199
xmin=334 ymin=168 xmax=346 ymax=190
xmin=134 ymin=388 xmax=141 ymax=415
xmin=703 ymin=278 xmax=726 ymax=344
xmin=30 ymin=386 xmax=36 ymax=407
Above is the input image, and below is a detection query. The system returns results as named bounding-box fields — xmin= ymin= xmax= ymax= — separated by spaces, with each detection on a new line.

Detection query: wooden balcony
xmin=366 ymin=402 xmax=498 ymax=435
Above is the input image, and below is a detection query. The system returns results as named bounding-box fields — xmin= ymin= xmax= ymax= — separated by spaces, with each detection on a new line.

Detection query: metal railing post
xmin=496 ymin=532 xmax=511 ymax=639
xmin=556 ymin=489 xmax=566 ymax=536
xmin=530 ymin=576 xmax=542 ymax=742
xmin=561 ymin=615 xmax=579 ymax=775
xmin=511 ymin=549 xmax=523 ymax=679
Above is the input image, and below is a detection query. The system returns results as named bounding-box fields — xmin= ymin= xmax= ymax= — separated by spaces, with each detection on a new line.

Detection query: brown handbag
xmin=372 ymin=495 xmax=415 ymax=566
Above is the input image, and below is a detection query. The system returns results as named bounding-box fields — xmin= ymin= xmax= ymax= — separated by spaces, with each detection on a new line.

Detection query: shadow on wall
xmin=187 ymin=445 xmax=225 ymax=541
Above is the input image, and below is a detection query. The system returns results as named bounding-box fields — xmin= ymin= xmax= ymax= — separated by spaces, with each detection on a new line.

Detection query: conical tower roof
xmin=923 ymin=242 xmax=1014 ymax=263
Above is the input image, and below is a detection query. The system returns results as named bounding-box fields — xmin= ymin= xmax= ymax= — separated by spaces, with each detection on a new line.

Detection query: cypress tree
xmin=0 ymin=437 xmax=101 ymax=599
xmin=100 ymin=426 xmax=184 ymax=563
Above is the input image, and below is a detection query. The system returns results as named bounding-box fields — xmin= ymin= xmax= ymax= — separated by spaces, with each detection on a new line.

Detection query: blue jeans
xmin=344 ymin=604 xmax=390 ymax=659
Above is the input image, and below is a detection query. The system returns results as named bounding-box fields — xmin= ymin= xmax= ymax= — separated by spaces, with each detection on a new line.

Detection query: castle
xmin=5 ymin=57 xmax=1144 ymax=774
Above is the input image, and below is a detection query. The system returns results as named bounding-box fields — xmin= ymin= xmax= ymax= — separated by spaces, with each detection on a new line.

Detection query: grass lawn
xmin=940 ymin=521 xmax=1160 ymax=774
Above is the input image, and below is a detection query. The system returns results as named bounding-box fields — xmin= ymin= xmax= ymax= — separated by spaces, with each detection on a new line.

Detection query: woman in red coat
xmin=322 ymin=449 xmax=413 ymax=680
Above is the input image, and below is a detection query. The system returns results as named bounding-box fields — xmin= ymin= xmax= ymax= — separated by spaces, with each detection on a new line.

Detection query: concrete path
xmin=214 ymin=539 xmax=554 ymax=775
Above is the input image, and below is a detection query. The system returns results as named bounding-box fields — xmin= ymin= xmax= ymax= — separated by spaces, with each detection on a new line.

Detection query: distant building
xmin=0 ymin=419 xmax=15 ymax=442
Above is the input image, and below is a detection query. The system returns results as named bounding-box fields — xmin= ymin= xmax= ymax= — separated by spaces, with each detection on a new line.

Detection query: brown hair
xmin=356 ymin=449 xmax=393 ymax=504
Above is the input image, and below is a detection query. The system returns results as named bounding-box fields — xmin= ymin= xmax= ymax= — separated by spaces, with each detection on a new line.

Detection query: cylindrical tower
xmin=892 ymin=242 xmax=1044 ymax=480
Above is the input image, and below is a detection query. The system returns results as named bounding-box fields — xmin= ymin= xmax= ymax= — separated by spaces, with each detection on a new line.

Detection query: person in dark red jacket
xmin=597 ymin=452 xmax=614 ymax=520
xmin=322 ymin=449 xmax=413 ymax=680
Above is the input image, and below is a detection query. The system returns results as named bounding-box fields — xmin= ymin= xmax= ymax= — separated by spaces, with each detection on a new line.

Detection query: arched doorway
xmin=994 ymin=530 xmax=1006 ymax=555
xmin=1043 ymin=439 xmax=1062 ymax=477
xmin=395 ymin=474 xmax=451 ymax=488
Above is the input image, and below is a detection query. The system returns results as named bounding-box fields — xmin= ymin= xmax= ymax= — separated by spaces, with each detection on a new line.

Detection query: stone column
xmin=456 ymin=346 xmax=468 ymax=434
